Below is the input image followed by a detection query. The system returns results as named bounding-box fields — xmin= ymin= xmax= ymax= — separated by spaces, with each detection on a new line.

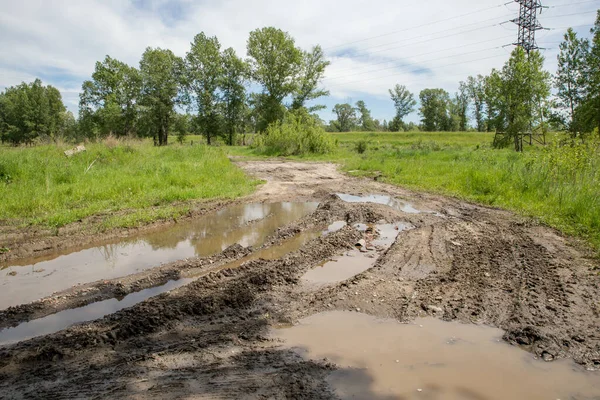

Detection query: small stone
xmin=395 ymin=360 xmax=399 ymax=363
xmin=7 ymin=271 xmax=17 ymax=276
xmin=417 ymin=388 xmax=423 ymax=392
xmin=484 ymin=272 xmax=491 ymax=278
xmin=356 ymin=307 xmax=361 ymax=312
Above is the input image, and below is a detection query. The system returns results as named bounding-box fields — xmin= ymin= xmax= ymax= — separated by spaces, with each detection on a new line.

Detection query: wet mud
xmin=0 ymin=160 xmax=599 ymax=399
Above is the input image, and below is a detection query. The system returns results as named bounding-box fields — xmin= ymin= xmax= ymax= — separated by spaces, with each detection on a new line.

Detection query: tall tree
xmin=0 ymin=79 xmax=66 ymax=144
xmin=389 ymin=84 xmax=416 ymax=123
xmin=582 ymin=11 xmax=600 ymax=136
xmin=291 ymin=45 xmax=330 ymax=112
xmin=139 ymin=47 xmax=183 ymax=146
xmin=220 ymin=47 xmax=248 ymax=145
xmin=419 ymin=88 xmax=450 ymax=132
xmin=555 ymin=28 xmax=589 ymax=137
xmin=247 ymin=27 xmax=302 ymax=131
xmin=184 ymin=33 xmax=223 ymax=145
xmin=465 ymin=75 xmax=486 ymax=132
xmin=455 ymin=82 xmax=470 ymax=131
xmin=331 ymin=103 xmax=357 ymax=132
xmin=487 ymin=48 xmax=551 ymax=151
xmin=355 ymin=100 xmax=375 ymax=131
xmin=79 ymin=56 xmax=141 ymax=137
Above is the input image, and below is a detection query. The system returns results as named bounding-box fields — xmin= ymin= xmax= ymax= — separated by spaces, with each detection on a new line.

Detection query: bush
xmin=355 ymin=139 xmax=368 ymax=154
xmin=252 ymin=111 xmax=335 ymax=156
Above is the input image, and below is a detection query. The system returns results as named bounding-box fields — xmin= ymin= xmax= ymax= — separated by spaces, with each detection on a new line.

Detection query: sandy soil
xmin=0 ymin=160 xmax=598 ymax=399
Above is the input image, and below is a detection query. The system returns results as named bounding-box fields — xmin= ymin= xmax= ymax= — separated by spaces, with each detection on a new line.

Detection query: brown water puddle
xmin=274 ymin=312 xmax=600 ymax=399
xmin=0 ymin=227 xmax=325 ymax=346
xmin=337 ymin=193 xmax=423 ymax=214
xmin=0 ymin=202 xmax=318 ymax=308
xmin=302 ymin=223 xmax=409 ymax=285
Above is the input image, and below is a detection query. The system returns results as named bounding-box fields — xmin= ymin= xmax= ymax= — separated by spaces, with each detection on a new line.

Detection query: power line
xmin=329 ymin=16 xmax=513 ymax=61
xmin=325 ymin=35 xmax=514 ymax=77
xmin=325 ymin=52 xmax=507 ymax=89
xmin=323 ymin=2 xmax=509 ymax=51
xmin=324 ymin=45 xmax=508 ymax=82
xmin=548 ymin=0 xmax=599 ymax=8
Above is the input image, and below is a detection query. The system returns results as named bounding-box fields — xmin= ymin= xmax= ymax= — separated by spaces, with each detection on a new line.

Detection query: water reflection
xmin=0 ymin=202 xmax=318 ymax=308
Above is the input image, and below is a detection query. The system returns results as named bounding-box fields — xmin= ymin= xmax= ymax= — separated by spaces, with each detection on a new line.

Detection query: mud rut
xmin=0 ymin=161 xmax=599 ymax=399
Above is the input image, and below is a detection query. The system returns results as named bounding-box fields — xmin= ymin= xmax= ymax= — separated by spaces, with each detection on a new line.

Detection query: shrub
xmin=252 ymin=111 xmax=335 ymax=156
xmin=355 ymin=140 xmax=368 ymax=154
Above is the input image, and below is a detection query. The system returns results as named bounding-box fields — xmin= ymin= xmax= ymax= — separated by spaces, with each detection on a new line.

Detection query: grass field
xmin=0 ymin=140 xmax=259 ymax=229
xmin=233 ymin=130 xmax=600 ymax=252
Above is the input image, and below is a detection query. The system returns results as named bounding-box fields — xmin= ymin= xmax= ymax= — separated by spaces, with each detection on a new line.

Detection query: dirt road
xmin=0 ymin=161 xmax=599 ymax=399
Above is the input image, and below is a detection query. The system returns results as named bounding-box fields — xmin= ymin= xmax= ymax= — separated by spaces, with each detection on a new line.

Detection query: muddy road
xmin=0 ymin=161 xmax=599 ymax=399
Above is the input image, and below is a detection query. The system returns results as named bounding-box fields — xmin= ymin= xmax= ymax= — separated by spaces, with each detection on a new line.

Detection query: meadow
xmin=233 ymin=130 xmax=600 ymax=251
xmin=1 ymin=131 xmax=598 ymax=252
xmin=0 ymin=140 xmax=258 ymax=229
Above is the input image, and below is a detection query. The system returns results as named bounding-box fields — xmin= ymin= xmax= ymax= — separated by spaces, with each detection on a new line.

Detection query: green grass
xmin=0 ymin=140 xmax=259 ymax=229
xmin=234 ymin=130 xmax=600 ymax=253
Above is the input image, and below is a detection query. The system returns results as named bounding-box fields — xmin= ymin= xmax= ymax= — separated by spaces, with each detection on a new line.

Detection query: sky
xmin=0 ymin=0 xmax=598 ymax=125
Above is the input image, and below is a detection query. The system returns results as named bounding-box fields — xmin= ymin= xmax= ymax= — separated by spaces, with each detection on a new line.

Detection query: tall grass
xmin=0 ymin=140 xmax=258 ymax=228
xmin=339 ymin=134 xmax=600 ymax=251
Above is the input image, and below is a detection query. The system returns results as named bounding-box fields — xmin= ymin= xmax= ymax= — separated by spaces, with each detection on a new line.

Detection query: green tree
xmin=454 ymin=82 xmax=470 ymax=131
xmin=79 ymin=56 xmax=141 ymax=137
xmin=220 ymin=47 xmax=248 ymax=145
xmin=465 ymin=75 xmax=486 ymax=132
xmin=355 ymin=100 xmax=376 ymax=131
xmin=291 ymin=45 xmax=330 ymax=112
xmin=331 ymin=103 xmax=357 ymax=132
xmin=581 ymin=11 xmax=600 ymax=136
xmin=139 ymin=47 xmax=183 ymax=146
xmin=389 ymin=84 xmax=416 ymax=125
xmin=489 ymin=48 xmax=551 ymax=151
xmin=0 ymin=79 xmax=66 ymax=144
xmin=184 ymin=33 xmax=223 ymax=145
xmin=555 ymin=28 xmax=589 ymax=137
xmin=419 ymin=88 xmax=450 ymax=131
xmin=247 ymin=27 xmax=302 ymax=131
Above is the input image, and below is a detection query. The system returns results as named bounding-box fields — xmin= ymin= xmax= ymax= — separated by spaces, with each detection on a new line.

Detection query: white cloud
xmin=0 ymin=0 xmax=596 ymax=123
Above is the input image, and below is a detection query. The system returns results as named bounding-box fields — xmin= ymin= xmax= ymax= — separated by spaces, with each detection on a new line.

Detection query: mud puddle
xmin=0 ymin=202 xmax=318 ymax=308
xmin=0 ymin=228 xmax=326 ymax=345
xmin=337 ymin=193 xmax=422 ymax=214
xmin=274 ymin=312 xmax=600 ymax=400
xmin=302 ymin=223 xmax=408 ymax=285
xmin=0 ymin=279 xmax=194 ymax=346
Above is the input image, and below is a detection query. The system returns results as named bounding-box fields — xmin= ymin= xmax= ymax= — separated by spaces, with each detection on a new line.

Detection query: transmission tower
xmin=511 ymin=0 xmax=545 ymax=54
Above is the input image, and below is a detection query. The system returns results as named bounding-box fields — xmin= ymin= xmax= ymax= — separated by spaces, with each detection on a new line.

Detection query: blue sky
xmin=0 ymin=0 xmax=597 ymax=125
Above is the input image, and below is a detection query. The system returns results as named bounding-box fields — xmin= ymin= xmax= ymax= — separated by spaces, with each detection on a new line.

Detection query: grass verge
xmin=0 ymin=140 xmax=259 ymax=229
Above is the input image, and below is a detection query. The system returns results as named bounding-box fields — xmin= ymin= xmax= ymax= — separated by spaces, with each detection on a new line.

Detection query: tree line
xmin=1 ymin=27 xmax=329 ymax=146
xmin=329 ymin=10 xmax=600 ymax=147
xmin=2 ymin=11 xmax=599 ymax=148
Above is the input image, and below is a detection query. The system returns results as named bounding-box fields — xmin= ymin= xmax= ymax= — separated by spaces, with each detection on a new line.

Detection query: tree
xmin=291 ymin=45 xmax=330 ymax=112
xmin=139 ymin=47 xmax=183 ymax=146
xmin=79 ymin=56 xmax=141 ymax=137
xmin=419 ymin=88 xmax=450 ymax=131
xmin=555 ymin=28 xmax=589 ymax=137
xmin=355 ymin=100 xmax=376 ymax=131
xmin=0 ymin=79 xmax=66 ymax=145
xmin=247 ymin=27 xmax=302 ymax=131
xmin=184 ymin=33 xmax=223 ymax=145
xmin=454 ymin=82 xmax=470 ymax=131
xmin=487 ymin=48 xmax=551 ymax=151
xmin=331 ymin=103 xmax=357 ymax=132
xmin=389 ymin=84 xmax=416 ymax=124
xmin=220 ymin=47 xmax=248 ymax=145
xmin=484 ymin=72 xmax=501 ymax=132
xmin=465 ymin=75 xmax=486 ymax=132
xmin=581 ymin=11 xmax=600 ymax=136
